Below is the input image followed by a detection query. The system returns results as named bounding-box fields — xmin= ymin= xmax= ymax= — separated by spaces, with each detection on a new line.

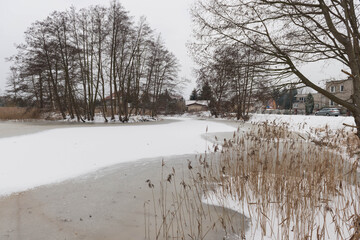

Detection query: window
xmin=330 ymin=86 xmax=336 ymax=93
xmin=330 ymin=100 xmax=334 ymax=106
xmin=340 ymin=85 xmax=344 ymax=92
xmin=299 ymin=97 xmax=304 ymax=102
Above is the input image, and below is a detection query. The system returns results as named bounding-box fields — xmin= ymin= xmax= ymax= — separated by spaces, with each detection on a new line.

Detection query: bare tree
xmin=195 ymin=44 xmax=266 ymax=118
xmin=192 ymin=0 xmax=360 ymax=136
xmin=8 ymin=1 xmax=181 ymax=121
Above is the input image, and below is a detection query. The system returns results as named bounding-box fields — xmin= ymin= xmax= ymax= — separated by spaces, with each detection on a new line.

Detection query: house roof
xmin=297 ymin=87 xmax=316 ymax=95
xmin=326 ymin=78 xmax=351 ymax=85
xmin=185 ymin=100 xmax=210 ymax=107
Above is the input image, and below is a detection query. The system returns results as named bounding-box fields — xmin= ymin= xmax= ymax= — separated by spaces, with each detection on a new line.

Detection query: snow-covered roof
xmin=185 ymin=100 xmax=210 ymax=107
xmin=297 ymin=87 xmax=316 ymax=95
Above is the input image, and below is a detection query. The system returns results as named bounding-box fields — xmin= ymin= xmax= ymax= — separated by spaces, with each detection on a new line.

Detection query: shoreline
xmin=0 ymin=115 xmax=246 ymax=139
xmin=0 ymin=117 xmax=176 ymax=139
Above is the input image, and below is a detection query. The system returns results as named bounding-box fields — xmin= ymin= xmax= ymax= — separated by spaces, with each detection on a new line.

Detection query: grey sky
xmin=0 ymin=0 xmax=196 ymax=98
xmin=0 ymin=0 xmax=347 ymax=100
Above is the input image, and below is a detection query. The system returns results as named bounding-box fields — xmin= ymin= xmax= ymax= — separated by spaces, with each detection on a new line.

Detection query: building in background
xmin=324 ymin=78 xmax=353 ymax=113
xmin=185 ymin=100 xmax=209 ymax=112
xmin=293 ymin=78 xmax=353 ymax=114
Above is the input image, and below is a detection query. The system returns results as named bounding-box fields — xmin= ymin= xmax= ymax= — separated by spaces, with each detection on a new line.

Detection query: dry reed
xmin=0 ymin=107 xmax=42 ymax=120
xmin=145 ymin=121 xmax=360 ymax=240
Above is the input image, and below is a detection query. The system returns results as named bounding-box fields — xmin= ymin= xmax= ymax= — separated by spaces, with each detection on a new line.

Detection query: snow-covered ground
xmin=0 ymin=117 xmax=236 ymax=196
xmin=204 ymin=184 xmax=358 ymax=240
xmin=204 ymin=113 xmax=359 ymax=240
xmin=250 ymin=113 xmax=355 ymax=135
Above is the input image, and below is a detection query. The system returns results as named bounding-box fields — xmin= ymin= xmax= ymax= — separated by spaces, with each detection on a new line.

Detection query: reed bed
xmin=143 ymin=157 xmax=238 ymax=240
xmin=146 ymin=121 xmax=360 ymax=239
xmin=0 ymin=107 xmax=42 ymax=120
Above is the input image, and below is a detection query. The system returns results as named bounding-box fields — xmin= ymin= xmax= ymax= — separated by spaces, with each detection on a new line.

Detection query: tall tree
xmin=192 ymin=0 xmax=360 ymax=136
xmin=195 ymin=45 xmax=265 ymax=118
xmin=8 ymin=1 xmax=181 ymax=122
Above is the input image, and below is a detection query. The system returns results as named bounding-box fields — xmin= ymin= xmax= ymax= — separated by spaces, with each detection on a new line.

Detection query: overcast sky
xmin=0 ymin=0 xmax=197 ymax=98
xmin=0 ymin=0 xmax=347 ymax=99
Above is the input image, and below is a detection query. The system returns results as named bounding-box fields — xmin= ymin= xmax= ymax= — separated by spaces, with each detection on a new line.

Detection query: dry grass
xmin=145 ymin=121 xmax=360 ymax=239
xmin=0 ymin=107 xmax=43 ymax=120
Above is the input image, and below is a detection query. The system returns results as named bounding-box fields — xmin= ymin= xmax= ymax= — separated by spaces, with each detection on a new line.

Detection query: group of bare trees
xmin=193 ymin=44 xmax=270 ymax=119
xmin=191 ymin=0 xmax=360 ymax=136
xmin=8 ymin=1 xmax=180 ymax=122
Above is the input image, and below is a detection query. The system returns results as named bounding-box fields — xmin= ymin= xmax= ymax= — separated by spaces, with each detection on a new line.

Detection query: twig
xmin=343 ymin=123 xmax=360 ymax=129
xmin=341 ymin=69 xmax=355 ymax=78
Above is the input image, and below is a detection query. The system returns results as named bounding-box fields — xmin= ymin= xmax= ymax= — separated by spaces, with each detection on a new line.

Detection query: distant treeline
xmin=7 ymin=1 xmax=182 ymax=122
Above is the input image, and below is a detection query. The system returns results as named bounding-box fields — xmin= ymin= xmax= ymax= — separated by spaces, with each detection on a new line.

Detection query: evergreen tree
xmin=199 ymin=82 xmax=212 ymax=100
xmin=190 ymin=88 xmax=198 ymax=100
xmin=305 ymin=93 xmax=314 ymax=115
xmin=275 ymin=88 xmax=297 ymax=110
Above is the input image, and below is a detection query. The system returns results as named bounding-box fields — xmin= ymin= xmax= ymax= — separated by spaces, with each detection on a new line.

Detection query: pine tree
xmin=199 ymin=82 xmax=212 ymax=100
xmin=190 ymin=88 xmax=198 ymax=100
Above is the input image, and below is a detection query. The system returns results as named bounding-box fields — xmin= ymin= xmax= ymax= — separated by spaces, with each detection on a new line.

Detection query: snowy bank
xmin=61 ymin=114 xmax=158 ymax=123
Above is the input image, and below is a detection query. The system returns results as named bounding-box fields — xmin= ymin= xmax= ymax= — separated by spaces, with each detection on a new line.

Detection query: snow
xmin=204 ymin=184 xmax=358 ymax=240
xmin=202 ymin=113 xmax=359 ymax=240
xmin=53 ymin=113 xmax=158 ymax=123
xmin=1 ymin=113 xmax=359 ymax=239
xmin=250 ymin=113 xmax=355 ymax=134
xmin=185 ymin=100 xmax=210 ymax=106
xmin=0 ymin=117 xmax=236 ymax=196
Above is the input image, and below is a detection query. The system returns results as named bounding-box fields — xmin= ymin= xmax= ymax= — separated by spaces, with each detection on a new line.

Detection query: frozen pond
xmin=0 ymin=117 xmax=238 ymax=196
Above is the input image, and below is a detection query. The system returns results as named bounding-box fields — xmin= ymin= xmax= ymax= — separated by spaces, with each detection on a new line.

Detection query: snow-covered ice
xmin=0 ymin=117 xmax=236 ymax=196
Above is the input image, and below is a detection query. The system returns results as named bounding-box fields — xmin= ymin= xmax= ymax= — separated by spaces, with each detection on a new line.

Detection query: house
xmin=292 ymin=78 xmax=353 ymax=114
xmin=104 ymin=92 xmax=132 ymax=109
xmin=324 ymin=78 xmax=353 ymax=112
xmin=293 ymin=93 xmax=325 ymax=114
xmin=292 ymin=87 xmax=321 ymax=114
xmin=104 ymin=92 xmax=122 ymax=105
xmin=185 ymin=100 xmax=210 ymax=112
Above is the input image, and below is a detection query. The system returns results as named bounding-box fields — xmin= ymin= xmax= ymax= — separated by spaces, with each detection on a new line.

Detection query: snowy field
xmin=0 ymin=117 xmax=236 ymax=196
xmin=250 ymin=113 xmax=355 ymax=135
xmin=205 ymin=113 xmax=359 ymax=240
